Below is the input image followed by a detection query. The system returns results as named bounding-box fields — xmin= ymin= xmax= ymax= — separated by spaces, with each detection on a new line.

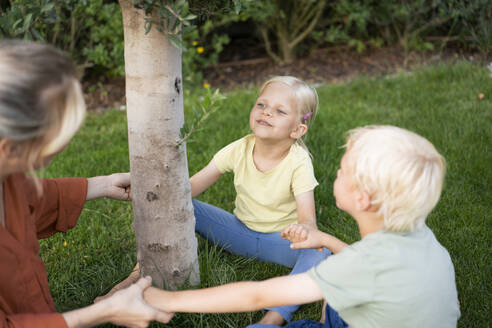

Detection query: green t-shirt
xmin=308 ymin=226 xmax=460 ymax=327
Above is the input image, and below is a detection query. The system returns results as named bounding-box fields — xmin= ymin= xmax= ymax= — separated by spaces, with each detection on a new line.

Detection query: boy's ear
xmin=290 ymin=123 xmax=308 ymax=140
xmin=355 ymin=189 xmax=372 ymax=212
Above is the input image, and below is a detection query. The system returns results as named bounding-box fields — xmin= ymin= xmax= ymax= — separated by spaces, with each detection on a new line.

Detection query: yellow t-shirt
xmin=213 ymin=134 xmax=318 ymax=233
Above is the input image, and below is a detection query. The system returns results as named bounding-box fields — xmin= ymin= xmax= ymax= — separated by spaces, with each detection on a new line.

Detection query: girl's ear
xmin=290 ymin=123 xmax=308 ymax=139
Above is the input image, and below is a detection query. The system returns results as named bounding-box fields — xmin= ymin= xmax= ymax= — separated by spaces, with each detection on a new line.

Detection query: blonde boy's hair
xmin=345 ymin=125 xmax=446 ymax=233
xmin=259 ymin=76 xmax=318 ymax=152
xmin=0 ymin=40 xmax=86 ymax=191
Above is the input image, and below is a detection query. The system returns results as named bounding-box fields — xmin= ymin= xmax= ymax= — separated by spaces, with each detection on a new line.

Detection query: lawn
xmin=40 ymin=61 xmax=491 ymax=327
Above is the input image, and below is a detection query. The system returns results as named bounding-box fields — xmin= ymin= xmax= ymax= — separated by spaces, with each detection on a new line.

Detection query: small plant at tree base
xmin=178 ymin=88 xmax=226 ymax=147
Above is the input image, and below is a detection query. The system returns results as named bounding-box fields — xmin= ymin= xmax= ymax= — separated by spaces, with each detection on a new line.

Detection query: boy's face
xmin=333 ymin=150 xmax=359 ymax=215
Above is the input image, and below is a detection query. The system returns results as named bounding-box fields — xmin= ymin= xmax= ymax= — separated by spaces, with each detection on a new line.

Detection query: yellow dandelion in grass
xmin=197 ymin=46 xmax=204 ymax=54
xmin=63 ymin=240 xmax=67 ymax=247
xmin=203 ymin=83 xmax=211 ymax=89
xmin=192 ymin=41 xmax=198 ymax=46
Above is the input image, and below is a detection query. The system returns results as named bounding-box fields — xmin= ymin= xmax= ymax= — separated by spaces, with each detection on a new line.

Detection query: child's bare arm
xmin=281 ymin=224 xmax=348 ymax=254
xmin=144 ymin=273 xmax=323 ymax=314
xmin=190 ymin=160 xmax=222 ymax=197
xmin=295 ymin=190 xmax=317 ymax=229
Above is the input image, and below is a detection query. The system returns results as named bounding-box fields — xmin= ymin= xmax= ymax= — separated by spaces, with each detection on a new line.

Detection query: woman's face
xmin=0 ymin=140 xmax=65 ymax=176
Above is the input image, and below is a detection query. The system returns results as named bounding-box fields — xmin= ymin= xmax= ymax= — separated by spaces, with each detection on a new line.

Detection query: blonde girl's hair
xmin=0 ymin=40 xmax=86 ymax=192
xmin=259 ymin=76 xmax=318 ymax=153
xmin=344 ymin=125 xmax=446 ymax=233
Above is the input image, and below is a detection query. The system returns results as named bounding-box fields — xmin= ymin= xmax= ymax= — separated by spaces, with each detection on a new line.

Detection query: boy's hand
xmin=281 ymin=224 xmax=324 ymax=251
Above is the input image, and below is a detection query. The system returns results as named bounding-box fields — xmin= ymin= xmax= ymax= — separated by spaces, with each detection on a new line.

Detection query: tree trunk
xmin=119 ymin=0 xmax=200 ymax=289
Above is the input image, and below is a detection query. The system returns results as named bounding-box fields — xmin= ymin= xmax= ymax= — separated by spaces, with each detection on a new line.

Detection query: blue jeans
xmin=193 ymin=199 xmax=331 ymax=322
xmin=246 ymin=303 xmax=348 ymax=328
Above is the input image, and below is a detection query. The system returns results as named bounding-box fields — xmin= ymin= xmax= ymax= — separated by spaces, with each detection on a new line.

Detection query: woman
xmin=0 ymin=40 xmax=171 ymax=328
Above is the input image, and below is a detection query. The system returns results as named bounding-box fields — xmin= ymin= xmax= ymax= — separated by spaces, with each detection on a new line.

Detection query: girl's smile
xmin=256 ymin=119 xmax=272 ymax=127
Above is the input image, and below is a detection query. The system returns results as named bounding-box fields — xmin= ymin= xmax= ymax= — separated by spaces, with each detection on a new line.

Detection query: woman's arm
xmin=144 ymin=273 xmax=323 ymax=314
xmin=62 ymin=277 xmax=172 ymax=328
xmin=189 ymin=160 xmax=222 ymax=198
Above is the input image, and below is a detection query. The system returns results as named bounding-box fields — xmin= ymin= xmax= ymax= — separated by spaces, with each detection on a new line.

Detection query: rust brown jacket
xmin=0 ymin=174 xmax=87 ymax=328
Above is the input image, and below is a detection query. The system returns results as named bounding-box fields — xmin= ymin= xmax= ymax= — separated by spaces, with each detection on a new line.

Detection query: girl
xmin=190 ymin=76 xmax=330 ymax=326
xmin=0 ymin=40 xmax=171 ymax=328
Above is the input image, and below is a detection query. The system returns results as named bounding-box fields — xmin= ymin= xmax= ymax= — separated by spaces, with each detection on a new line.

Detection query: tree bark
xmin=119 ymin=0 xmax=200 ymax=289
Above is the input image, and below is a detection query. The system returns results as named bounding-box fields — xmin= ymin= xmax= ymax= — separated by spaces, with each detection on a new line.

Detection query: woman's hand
xmin=62 ymin=276 xmax=173 ymax=328
xmin=106 ymin=173 xmax=131 ymax=201
xmin=86 ymin=173 xmax=131 ymax=201
xmin=103 ymin=276 xmax=173 ymax=327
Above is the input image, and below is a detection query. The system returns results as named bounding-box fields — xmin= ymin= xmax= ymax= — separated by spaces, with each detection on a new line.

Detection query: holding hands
xmin=62 ymin=276 xmax=173 ymax=328
xmin=281 ymin=224 xmax=349 ymax=254
xmin=281 ymin=224 xmax=325 ymax=251
xmin=101 ymin=276 xmax=173 ymax=327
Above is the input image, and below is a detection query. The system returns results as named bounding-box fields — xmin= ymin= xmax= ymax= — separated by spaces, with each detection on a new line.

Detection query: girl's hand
xmin=281 ymin=224 xmax=324 ymax=251
xmin=106 ymin=173 xmax=131 ymax=201
xmin=103 ymin=276 xmax=173 ymax=327
xmin=281 ymin=223 xmax=309 ymax=243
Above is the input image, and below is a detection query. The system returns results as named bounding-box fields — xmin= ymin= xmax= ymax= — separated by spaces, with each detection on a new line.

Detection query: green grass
xmin=40 ymin=61 xmax=491 ymax=327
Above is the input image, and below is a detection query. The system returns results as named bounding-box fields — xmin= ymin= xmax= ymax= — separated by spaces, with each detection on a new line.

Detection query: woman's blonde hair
xmin=344 ymin=125 xmax=446 ymax=233
xmin=0 ymin=40 xmax=86 ymax=191
xmin=259 ymin=76 xmax=318 ymax=153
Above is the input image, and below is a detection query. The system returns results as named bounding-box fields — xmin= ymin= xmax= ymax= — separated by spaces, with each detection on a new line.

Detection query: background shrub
xmin=1 ymin=0 xmax=489 ymax=80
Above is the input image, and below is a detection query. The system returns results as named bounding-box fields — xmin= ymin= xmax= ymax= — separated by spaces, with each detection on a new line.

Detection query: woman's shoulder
xmin=5 ymin=173 xmax=32 ymax=191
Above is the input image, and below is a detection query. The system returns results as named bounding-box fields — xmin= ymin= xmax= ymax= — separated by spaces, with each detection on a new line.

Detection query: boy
xmin=144 ymin=125 xmax=460 ymax=328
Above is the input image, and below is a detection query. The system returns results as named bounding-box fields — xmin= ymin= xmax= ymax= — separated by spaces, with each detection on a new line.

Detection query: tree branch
xmin=288 ymin=0 xmax=325 ymax=49
xmin=260 ymin=27 xmax=282 ymax=63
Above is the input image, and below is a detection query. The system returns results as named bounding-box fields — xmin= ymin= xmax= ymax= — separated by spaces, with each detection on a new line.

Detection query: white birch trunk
xmin=119 ymin=0 xmax=199 ymax=289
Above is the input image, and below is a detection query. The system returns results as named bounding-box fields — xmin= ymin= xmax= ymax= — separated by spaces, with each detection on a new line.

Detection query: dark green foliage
xmin=0 ymin=0 xmax=124 ymax=76
xmin=40 ymin=62 xmax=490 ymax=327
xmin=1 ymin=1 xmax=489 ymax=79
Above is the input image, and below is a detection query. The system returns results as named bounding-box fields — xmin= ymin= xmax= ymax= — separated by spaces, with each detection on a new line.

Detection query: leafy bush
xmin=1 ymin=0 xmax=489 ymax=80
xmin=0 ymin=0 xmax=124 ymax=77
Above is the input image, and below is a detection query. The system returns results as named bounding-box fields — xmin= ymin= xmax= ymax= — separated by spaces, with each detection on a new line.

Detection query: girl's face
xmin=249 ymin=82 xmax=303 ymax=142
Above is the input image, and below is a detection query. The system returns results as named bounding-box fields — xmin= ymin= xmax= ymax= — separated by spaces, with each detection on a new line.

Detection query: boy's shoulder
xmin=351 ymin=226 xmax=452 ymax=269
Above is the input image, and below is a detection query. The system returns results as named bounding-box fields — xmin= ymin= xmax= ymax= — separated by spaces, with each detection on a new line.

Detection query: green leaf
xmin=41 ymin=3 xmax=55 ymax=13
xmin=233 ymin=0 xmax=242 ymax=14
xmin=203 ymin=94 xmax=211 ymax=109
xmin=144 ymin=19 xmax=153 ymax=34
xmin=22 ymin=13 xmax=33 ymax=31
xmin=168 ymin=34 xmax=186 ymax=51
xmin=12 ymin=18 xmax=22 ymax=30
xmin=31 ymin=28 xmax=44 ymax=41
xmin=184 ymin=14 xmax=197 ymax=21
